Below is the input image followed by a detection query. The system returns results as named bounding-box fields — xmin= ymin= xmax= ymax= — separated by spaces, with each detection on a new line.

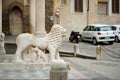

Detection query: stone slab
xmin=0 ymin=70 xmax=80 ymax=80
xmin=0 ymin=63 xmax=51 ymax=71
xmin=0 ymin=55 xmax=51 ymax=71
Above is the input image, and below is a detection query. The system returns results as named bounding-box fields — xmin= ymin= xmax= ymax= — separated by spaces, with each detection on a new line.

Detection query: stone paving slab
xmin=0 ymin=69 xmax=89 ymax=80
xmin=0 ymin=55 xmax=89 ymax=80
xmin=63 ymin=57 xmax=120 ymax=80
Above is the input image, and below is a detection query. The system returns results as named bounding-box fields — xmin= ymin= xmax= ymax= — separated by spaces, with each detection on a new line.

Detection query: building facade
xmin=1 ymin=0 xmax=120 ymax=40
xmin=60 ymin=0 xmax=120 ymax=39
xmin=2 ymin=0 xmax=53 ymax=36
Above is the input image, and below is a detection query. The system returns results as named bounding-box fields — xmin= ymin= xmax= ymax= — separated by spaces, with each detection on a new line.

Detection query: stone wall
xmin=2 ymin=0 xmax=30 ymax=36
xmin=2 ymin=0 xmax=53 ymax=35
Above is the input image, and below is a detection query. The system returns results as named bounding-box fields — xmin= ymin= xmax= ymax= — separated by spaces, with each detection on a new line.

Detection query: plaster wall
xmin=60 ymin=0 xmax=120 ymax=40
xmin=60 ymin=0 xmax=87 ymax=40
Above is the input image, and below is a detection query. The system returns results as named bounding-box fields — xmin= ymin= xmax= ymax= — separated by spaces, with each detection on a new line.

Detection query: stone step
xmin=0 ymin=70 xmax=80 ymax=80
xmin=0 ymin=55 xmax=89 ymax=80
xmin=0 ymin=63 xmax=51 ymax=71
xmin=0 ymin=55 xmax=51 ymax=71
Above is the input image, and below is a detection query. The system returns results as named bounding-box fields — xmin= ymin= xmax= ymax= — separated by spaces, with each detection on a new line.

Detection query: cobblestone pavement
xmin=60 ymin=41 xmax=120 ymax=80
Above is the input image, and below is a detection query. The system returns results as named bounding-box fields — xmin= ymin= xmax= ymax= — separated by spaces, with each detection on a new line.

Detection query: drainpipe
xmin=87 ymin=0 xmax=89 ymax=25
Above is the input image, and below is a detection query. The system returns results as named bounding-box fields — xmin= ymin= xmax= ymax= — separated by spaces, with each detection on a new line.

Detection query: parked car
xmin=80 ymin=24 xmax=115 ymax=45
xmin=111 ymin=25 xmax=120 ymax=42
xmin=69 ymin=31 xmax=81 ymax=43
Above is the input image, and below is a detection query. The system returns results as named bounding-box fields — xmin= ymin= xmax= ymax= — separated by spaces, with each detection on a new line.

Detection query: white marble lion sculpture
xmin=15 ymin=24 xmax=66 ymax=62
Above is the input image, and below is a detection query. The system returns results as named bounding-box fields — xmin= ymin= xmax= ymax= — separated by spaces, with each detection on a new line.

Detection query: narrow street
xmin=60 ymin=41 xmax=120 ymax=80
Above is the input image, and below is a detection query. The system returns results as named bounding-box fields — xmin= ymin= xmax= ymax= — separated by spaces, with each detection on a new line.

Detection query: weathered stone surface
xmin=15 ymin=24 xmax=66 ymax=63
xmin=50 ymin=59 xmax=68 ymax=80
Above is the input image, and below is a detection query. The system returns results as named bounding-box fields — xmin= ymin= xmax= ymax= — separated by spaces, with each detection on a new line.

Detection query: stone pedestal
xmin=50 ymin=60 xmax=68 ymax=80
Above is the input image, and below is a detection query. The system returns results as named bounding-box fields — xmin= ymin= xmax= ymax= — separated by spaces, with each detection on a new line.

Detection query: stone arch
xmin=8 ymin=1 xmax=24 ymax=13
xmin=8 ymin=2 xmax=24 ymax=36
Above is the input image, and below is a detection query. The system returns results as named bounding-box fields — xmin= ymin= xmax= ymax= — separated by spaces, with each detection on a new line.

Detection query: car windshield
xmin=97 ymin=26 xmax=112 ymax=31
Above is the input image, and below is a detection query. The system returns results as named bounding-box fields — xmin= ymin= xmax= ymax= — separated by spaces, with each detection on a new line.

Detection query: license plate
xmin=106 ymin=37 xmax=110 ymax=39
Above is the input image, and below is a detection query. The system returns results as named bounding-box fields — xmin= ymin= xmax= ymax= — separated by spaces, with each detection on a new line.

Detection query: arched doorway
xmin=9 ymin=6 xmax=23 ymax=36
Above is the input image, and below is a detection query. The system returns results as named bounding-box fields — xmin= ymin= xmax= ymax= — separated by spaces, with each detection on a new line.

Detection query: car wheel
xmin=92 ymin=38 xmax=98 ymax=45
xmin=79 ymin=35 xmax=83 ymax=42
xmin=109 ymin=41 xmax=114 ymax=45
xmin=115 ymin=36 xmax=119 ymax=42
xmin=75 ymin=38 xmax=79 ymax=43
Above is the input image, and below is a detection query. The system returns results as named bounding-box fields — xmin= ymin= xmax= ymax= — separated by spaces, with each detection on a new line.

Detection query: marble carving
xmin=15 ymin=24 xmax=66 ymax=63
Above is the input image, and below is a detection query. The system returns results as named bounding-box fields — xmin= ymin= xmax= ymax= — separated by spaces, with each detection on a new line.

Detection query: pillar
xmin=50 ymin=60 xmax=68 ymax=80
xmin=0 ymin=0 xmax=6 ymax=54
xmin=108 ymin=0 xmax=112 ymax=16
xmin=96 ymin=45 xmax=102 ymax=60
xmin=119 ymin=0 xmax=120 ymax=13
xmin=35 ymin=0 xmax=46 ymax=36
xmin=0 ymin=0 xmax=2 ymax=33
xmin=30 ymin=0 xmax=36 ymax=33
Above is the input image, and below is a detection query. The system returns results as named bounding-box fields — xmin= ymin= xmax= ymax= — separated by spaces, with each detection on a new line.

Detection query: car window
xmin=95 ymin=27 xmax=100 ymax=31
xmin=84 ymin=26 xmax=90 ymax=31
xmin=89 ymin=26 xmax=95 ymax=31
xmin=111 ymin=26 xmax=116 ymax=31
xmin=99 ymin=26 xmax=112 ymax=31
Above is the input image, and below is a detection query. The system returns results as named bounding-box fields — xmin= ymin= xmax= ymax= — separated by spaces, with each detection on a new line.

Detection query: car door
xmin=87 ymin=26 xmax=95 ymax=41
xmin=82 ymin=26 xmax=90 ymax=40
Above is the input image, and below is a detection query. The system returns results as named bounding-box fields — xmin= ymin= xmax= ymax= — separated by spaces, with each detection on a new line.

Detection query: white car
xmin=111 ymin=25 xmax=120 ymax=42
xmin=80 ymin=24 xmax=115 ymax=45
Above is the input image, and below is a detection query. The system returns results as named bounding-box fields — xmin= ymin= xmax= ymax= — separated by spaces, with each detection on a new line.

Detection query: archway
xmin=9 ymin=6 xmax=23 ymax=36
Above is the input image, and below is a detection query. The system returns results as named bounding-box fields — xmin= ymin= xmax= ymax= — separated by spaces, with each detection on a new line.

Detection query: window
xmin=112 ymin=0 xmax=119 ymax=14
xmin=98 ymin=2 xmax=108 ymax=15
xmin=74 ymin=0 xmax=83 ymax=12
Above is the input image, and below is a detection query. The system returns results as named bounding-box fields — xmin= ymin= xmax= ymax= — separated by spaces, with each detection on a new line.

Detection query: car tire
xmin=109 ymin=41 xmax=114 ymax=45
xmin=92 ymin=38 xmax=98 ymax=45
xmin=115 ymin=36 xmax=119 ymax=42
xmin=79 ymin=35 xmax=83 ymax=42
xmin=75 ymin=38 xmax=79 ymax=43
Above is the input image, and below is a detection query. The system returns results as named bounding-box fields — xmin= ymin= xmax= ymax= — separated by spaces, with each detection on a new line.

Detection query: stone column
xmin=24 ymin=0 xmax=28 ymax=6
xmin=108 ymin=0 xmax=112 ymax=16
xmin=30 ymin=0 xmax=36 ymax=33
xmin=0 ymin=0 xmax=6 ymax=54
xmin=0 ymin=0 xmax=2 ymax=33
xmin=35 ymin=0 xmax=46 ymax=36
xmin=119 ymin=0 xmax=120 ymax=13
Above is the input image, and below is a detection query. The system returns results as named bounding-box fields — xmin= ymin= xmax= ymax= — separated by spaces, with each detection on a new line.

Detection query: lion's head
xmin=48 ymin=24 xmax=66 ymax=47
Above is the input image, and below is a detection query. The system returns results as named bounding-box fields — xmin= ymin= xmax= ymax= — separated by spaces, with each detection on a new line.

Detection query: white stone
xmin=15 ymin=24 xmax=66 ymax=63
